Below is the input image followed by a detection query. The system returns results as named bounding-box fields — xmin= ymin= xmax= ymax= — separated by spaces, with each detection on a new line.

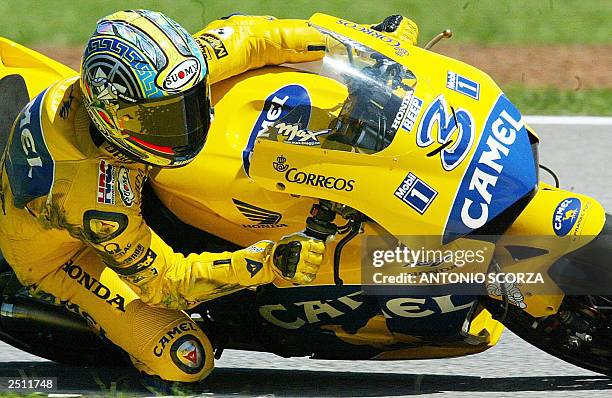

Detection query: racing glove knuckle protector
xmin=371 ymin=15 xmax=419 ymax=46
xmin=272 ymin=233 xmax=325 ymax=285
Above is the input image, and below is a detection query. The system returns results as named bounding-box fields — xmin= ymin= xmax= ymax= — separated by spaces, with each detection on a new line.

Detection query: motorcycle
xmin=2 ymin=13 xmax=612 ymax=376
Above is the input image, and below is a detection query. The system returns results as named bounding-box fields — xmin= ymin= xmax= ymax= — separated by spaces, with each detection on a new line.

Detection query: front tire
xmin=485 ymin=295 xmax=612 ymax=376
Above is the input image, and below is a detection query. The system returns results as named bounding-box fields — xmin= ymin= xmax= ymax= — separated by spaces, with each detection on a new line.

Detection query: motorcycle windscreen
xmin=253 ymin=27 xmax=418 ymax=156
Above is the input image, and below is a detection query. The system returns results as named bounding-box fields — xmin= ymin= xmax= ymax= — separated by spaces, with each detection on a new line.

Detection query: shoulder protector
xmin=5 ymin=88 xmax=55 ymax=208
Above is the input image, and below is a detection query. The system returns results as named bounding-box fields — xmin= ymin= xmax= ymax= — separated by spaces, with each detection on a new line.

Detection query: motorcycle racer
xmin=0 ymin=10 xmax=418 ymax=385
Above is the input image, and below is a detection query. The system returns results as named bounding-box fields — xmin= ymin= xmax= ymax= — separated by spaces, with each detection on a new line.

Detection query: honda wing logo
xmin=233 ymin=199 xmax=288 ymax=229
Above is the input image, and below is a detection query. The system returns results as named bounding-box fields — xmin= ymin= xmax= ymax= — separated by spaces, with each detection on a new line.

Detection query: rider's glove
xmin=230 ymin=240 xmax=276 ymax=282
xmin=272 ymin=233 xmax=326 ymax=284
xmin=371 ymin=15 xmax=419 ymax=46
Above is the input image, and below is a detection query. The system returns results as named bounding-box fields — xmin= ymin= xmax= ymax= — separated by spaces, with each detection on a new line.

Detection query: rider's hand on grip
xmin=272 ymin=233 xmax=326 ymax=284
xmin=370 ymin=15 xmax=419 ymax=46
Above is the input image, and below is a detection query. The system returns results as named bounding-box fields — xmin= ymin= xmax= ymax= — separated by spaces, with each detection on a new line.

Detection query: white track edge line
xmin=524 ymin=116 xmax=612 ymax=126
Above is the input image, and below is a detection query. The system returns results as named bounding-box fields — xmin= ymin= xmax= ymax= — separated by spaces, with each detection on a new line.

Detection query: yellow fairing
xmin=159 ymin=15 xmax=488 ymax=248
xmin=491 ymin=183 xmax=606 ymax=317
xmin=375 ymin=305 xmax=504 ymax=359
xmin=0 ymin=37 xmax=76 ymax=95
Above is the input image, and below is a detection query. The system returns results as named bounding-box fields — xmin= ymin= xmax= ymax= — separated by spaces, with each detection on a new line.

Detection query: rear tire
xmin=0 ymin=259 xmax=127 ymax=366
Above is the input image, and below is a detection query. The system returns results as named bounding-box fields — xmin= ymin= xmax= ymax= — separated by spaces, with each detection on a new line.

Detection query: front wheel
xmin=483 ymin=213 xmax=612 ymax=375
xmin=485 ymin=294 xmax=612 ymax=376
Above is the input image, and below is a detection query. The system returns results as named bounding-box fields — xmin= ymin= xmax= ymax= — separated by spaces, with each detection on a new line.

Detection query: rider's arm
xmin=82 ymin=202 xmax=277 ymax=309
xmin=193 ymin=14 xmax=419 ymax=85
xmin=192 ymin=15 xmax=326 ymax=84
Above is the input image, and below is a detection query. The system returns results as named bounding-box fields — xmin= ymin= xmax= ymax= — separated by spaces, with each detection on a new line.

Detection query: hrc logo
xmin=97 ymin=160 xmax=115 ymax=205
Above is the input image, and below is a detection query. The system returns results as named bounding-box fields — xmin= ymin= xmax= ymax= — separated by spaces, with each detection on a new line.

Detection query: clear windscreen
xmin=259 ymin=26 xmax=417 ymax=154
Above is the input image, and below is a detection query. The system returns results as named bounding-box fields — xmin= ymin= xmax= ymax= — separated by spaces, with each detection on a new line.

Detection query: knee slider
xmin=128 ymin=302 xmax=214 ymax=382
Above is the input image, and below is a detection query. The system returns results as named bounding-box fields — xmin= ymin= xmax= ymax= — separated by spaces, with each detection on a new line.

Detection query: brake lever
xmin=424 ymin=29 xmax=453 ymax=50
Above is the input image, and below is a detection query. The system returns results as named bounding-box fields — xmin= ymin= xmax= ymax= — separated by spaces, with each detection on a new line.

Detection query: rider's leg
xmin=26 ymin=248 xmax=214 ymax=383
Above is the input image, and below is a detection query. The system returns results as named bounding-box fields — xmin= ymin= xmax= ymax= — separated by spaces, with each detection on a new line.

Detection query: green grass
xmin=1 ymin=0 xmax=611 ymax=46
xmin=504 ymin=87 xmax=612 ymax=115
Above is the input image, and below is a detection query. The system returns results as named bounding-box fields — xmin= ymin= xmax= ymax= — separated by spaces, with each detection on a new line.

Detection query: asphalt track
xmin=1 ymin=120 xmax=612 ymax=397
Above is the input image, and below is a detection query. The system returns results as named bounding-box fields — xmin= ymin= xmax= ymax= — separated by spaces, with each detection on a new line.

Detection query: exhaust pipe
xmin=0 ymin=298 xmax=128 ymax=366
xmin=1 ymin=299 xmax=92 ymax=334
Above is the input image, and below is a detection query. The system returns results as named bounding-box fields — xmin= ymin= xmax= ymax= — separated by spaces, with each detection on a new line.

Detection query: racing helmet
xmin=81 ymin=10 xmax=212 ymax=167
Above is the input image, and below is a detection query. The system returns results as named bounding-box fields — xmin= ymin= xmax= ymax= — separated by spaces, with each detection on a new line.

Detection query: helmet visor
xmin=116 ymin=80 xmax=211 ymax=165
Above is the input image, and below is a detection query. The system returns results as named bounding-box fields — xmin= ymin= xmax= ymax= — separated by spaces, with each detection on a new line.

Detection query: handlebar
xmin=304 ymin=201 xmax=365 ymax=286
xmin=304 ymin=201 xmax=338 ymax=241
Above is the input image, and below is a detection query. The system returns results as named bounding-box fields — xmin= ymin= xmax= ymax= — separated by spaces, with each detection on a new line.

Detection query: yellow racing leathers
xmin=0 ymin=16 xmax=328 ymax=383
